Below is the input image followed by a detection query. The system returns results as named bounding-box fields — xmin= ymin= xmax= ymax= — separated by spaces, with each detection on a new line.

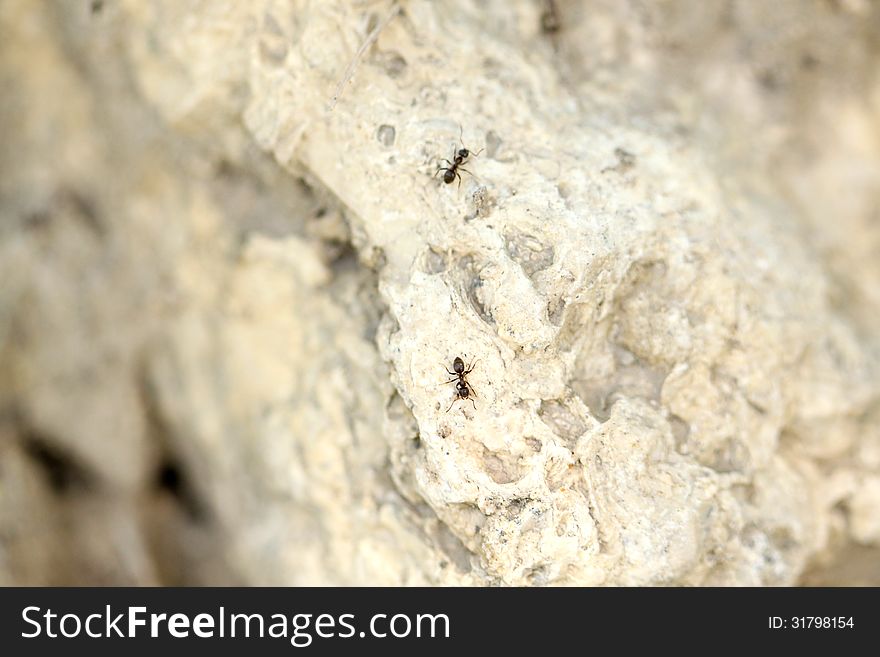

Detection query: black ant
xmin=443 ymin=356 xmax=478 ymax=412
xmin=435 ymin=128 xmax=482 ymax=188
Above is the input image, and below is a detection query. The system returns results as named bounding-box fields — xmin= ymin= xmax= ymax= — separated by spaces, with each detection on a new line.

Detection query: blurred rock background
xmin=0 ymin=0 xmax=878 ymax=585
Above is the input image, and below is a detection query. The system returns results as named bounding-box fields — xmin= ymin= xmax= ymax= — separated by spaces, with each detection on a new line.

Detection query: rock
xmin=0 ymin=0 xmax=878 ymax=585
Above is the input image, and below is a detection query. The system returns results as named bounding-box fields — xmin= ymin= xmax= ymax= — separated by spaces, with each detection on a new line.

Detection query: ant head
xmin=457 ymin=148 xmax=469 ymax=159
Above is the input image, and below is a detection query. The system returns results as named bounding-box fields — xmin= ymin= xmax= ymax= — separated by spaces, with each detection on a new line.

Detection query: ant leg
xmin=446 ymin=397 xmax=459 ymax=413
xmin=458 ymin=166 xmax=474 ymax=177
xmin=470 ymin=398 xmax=477 ymax=410
xmin=456 ymin=171 xmax=462 ymax=189
xmin=464 ymin=359 xmax=479 ymax=376
xmin=469 ymin=385 xmax=478 ymax=398
xmin=442 ymin=376 xmax=458 ymax=385
xmin=435 ymin=159 xmax=455 ymax=177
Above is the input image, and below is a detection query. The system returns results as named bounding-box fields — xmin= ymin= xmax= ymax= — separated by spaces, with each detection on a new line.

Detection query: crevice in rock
xmin=503 ymin=228 xmax=555 ymax=279
xmin=434 ymin=520 xmax=474 ymax=574
xmin=456 ymin=254 xmax=496 ymax=327
xmin=20 ymin=425 xmax=95 ymax=495
xmin=538 ymin=397 xmax=588 ymax=450
xmin=138 ymin=371 xmax=210 ymax=525
xmin=152 ymin=455 xmax=206 ymax=523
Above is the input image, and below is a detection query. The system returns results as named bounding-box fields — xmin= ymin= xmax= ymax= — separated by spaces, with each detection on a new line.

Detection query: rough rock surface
xmin=1 ymin=0 xmax=879 ymax=585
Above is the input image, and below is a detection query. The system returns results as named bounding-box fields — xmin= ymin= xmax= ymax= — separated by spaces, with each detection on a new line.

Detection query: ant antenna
xmin=458 ymin=125 xmax=483 ymax=157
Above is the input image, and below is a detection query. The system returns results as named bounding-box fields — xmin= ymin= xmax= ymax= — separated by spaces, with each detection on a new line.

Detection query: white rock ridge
xmin=0 ymin=0 xmax=878 ymax=585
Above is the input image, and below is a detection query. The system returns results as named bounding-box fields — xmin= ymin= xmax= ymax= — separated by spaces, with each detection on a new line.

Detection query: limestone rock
xmin=1 ymin=0 xmax=878 ymax=585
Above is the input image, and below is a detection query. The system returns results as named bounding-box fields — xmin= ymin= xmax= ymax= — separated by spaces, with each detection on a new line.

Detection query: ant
xmin=443 ymin=356 xmax=478 ymax=412
xmin=435 ymin=128 xmax=483 ymax=188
